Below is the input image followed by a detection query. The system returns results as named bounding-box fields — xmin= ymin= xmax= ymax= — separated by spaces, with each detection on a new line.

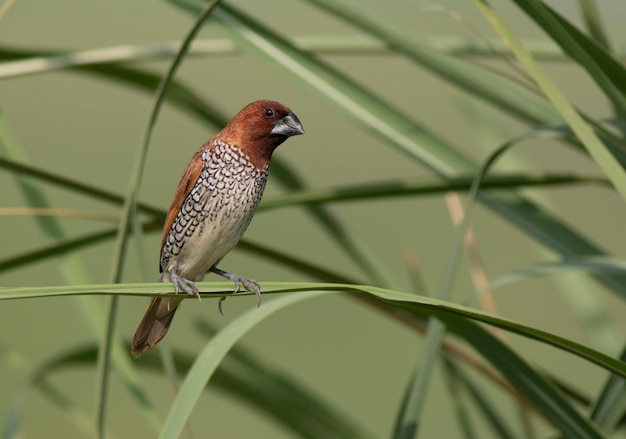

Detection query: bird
xmin=131 ymin=100 xmax=304 ymax=357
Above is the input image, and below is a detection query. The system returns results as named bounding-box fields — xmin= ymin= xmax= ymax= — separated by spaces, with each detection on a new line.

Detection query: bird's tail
xmin=131 ymin=295 xmax=183 ymax=358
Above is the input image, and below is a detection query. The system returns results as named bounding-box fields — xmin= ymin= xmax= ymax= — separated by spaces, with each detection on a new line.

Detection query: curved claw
xmin=218 ymin=296 xmax=226 ymax=316
xmin=209 ymin=266 xmax=262 ymax=311
xmin=170 ymin=271 xmax=201 ymax=301
xmin=232 ymin=280 xmax=241 ymax=294
xmin=241 ymin=278 xmax=261 ymax=308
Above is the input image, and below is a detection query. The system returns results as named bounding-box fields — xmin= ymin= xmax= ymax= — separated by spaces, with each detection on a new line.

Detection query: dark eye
xmin=263 ymin=107 xmax=275 ymax=118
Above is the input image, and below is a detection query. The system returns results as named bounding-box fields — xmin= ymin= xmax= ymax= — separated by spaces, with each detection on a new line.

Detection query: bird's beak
xmin=271 ymin=112 xmax=305 ymax=137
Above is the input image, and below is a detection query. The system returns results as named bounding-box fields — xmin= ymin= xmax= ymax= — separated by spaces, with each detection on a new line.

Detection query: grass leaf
xmin=159 ymin=290 xmax=331 ymax=438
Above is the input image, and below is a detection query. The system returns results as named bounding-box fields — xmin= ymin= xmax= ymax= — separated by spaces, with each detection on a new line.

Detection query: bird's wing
xmin=159 ymin=146 xmax=205 ymax=255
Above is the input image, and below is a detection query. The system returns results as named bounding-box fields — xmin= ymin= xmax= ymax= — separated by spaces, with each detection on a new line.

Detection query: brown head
xmin=215 ymin=100 xmax=304 ymax=167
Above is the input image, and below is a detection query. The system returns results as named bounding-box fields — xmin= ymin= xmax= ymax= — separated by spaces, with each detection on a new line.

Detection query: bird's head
xmin=217 ymin=100 xmax=304 ymax=167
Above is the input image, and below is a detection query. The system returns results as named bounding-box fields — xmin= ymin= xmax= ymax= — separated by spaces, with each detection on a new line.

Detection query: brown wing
xmin=159 ymin=146 xmax=206 ymax=256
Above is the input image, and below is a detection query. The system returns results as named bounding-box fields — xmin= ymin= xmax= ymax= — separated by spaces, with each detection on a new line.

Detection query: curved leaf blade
xmin=159 ymin=290 xmax=331 ymax=438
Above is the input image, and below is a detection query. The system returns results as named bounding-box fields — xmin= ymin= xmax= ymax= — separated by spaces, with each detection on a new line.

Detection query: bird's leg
xmin=169 ymin=269 xmax=201 ymax=301
xmin=209 ymin=266 xmax=261 ymax=315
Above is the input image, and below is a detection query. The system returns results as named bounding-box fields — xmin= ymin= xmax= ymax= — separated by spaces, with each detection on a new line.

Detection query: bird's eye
xmin=263 ymin=107 xmax=275 ymax=118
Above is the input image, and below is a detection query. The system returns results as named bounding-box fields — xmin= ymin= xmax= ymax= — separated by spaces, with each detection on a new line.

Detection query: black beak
xmin=271 ymin=112 xmax=305 ymax=137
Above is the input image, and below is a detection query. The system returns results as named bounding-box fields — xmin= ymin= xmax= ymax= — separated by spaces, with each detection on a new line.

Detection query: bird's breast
xmin=160 ymin=141 xmax=269 ymax=280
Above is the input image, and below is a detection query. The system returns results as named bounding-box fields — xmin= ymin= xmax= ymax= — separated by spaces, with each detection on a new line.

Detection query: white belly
xmin=170 ymin=206 xmax=255 ymax=281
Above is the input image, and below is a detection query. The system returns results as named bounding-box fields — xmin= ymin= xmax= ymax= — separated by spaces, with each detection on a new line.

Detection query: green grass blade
xmin=10 ymin=337 xmax=376 ymax=439
xmin=454 ymin=375 xmax=520 ymax=439
xmin=1 ymin=283 xmax=624 ymax=378
xmin=259 ymin=173 xmax=608 ymax=211
xmin=0 ymin=41 xmax=236 ymax=79
xmin=0 ymin=111 xmax=161 ymax=435
xmin=576 ymin=0 xmax=612 ymax=50
xmin=0 ymin=120 xmax=605 ymax=216
xmin=159 ymin=290 xmax=331 ymax=439
xmin=196 ymin=0 xmax=471 ymax=173
xmin=0 ymin=115 xmax=71 ymax=240
xmin=0 ymin=36 xmax=621 ymax=76
xmin=440 ymin=317 xmax=605 ymax=439
xmin=303 ymin=0 xmax=560 ymax=126
xmin=395 ymin=185 xmax=470 ymax=435
xmin=440 ymin=360 xmax=478 ymax=439
xmin=590 ymin=345 xmax=626 ymax=432
xmin=301 ymin=0 xmax=625 ymax=166
xmin=236 ymin=239 xmax=363 ymax=284
xmin=1 ymin=113 xmax=160 ymax=433
xmin=450 ymin=361 xmax=521 ymax=439
xmin=108 ymin=0 xmax=220 ymax=281
xmin=0 ymin=226 xmax=362 ymax=285
xmin=0 ymin=156 xmax=165 ymax=217
xmin=95 ymin=2 xmax=222 ymax=437
xmin=475 ymin=0 xmax=626 ymax=205
xmin=4 ymin=385 xmax=98 ymax=439
xmin=395 ymin=131 xmax=513 ymax=438
xmin=0 ymin=46 xmax=229 ymax=130
xmin=528 ymin=1 xmax=626 ymax=92
xmin=269 ymin=160 xmax=395 ymax=287
xmin=194 ymin=320 xmax=377 ymax=439
xmin=483 ymin=257 xmax=626 ymax=302
xmin=479 ymin=131 xmax=626 ymax=294
xmin=1 ymin=344 xmax=119 ymax=439
xmin=2 ymin=149 xmax=608 ymax=288
xmin=393 ymin=319 xmax=444 ymax=438
xmin=509 ymin=0 xmax=626 ymax=117
xmin=0 ymin=228 xmax=142 ymax=274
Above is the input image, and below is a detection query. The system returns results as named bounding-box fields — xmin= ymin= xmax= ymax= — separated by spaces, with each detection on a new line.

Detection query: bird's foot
xmin=170 ymin=271 xmax=201 ymax=302
xmin=209 ymin=266 xmax=261 ymax=315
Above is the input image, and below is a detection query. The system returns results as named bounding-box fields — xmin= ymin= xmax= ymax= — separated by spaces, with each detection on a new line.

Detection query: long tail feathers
xmin=131 ymin=297 xmax=182 ymax=358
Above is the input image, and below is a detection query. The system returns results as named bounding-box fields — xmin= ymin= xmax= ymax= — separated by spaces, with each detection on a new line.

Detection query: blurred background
xmin=1 ymin=1 xmax=625 ymax=437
